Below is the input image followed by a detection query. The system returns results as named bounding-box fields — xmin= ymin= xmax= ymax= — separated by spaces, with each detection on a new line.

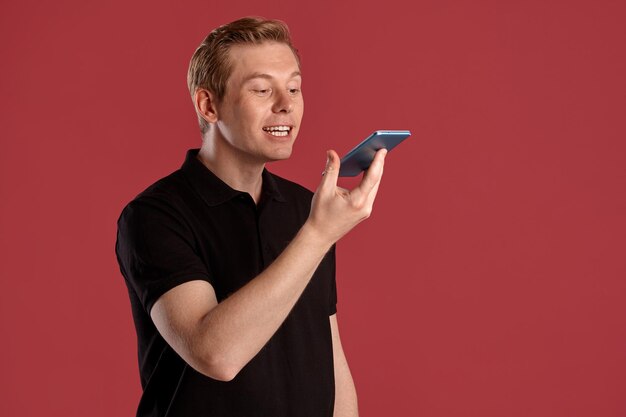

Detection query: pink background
xmin=1 ymin=0 xmax=625 ymax=416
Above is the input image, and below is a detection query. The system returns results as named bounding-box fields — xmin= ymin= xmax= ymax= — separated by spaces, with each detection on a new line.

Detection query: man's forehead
xmin=228 ymin=42 xmax=300 ymax=81
xmin=241 ymin=71 xmax=302 ymax=84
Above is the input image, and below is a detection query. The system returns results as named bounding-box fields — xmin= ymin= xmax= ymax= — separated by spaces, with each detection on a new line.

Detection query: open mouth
xmin=262 ymin=125 xmax=292 ymax=137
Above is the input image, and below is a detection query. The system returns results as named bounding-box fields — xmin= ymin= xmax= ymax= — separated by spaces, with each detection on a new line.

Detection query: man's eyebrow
xmin=242 ymin=71 xmax=302 ymax=83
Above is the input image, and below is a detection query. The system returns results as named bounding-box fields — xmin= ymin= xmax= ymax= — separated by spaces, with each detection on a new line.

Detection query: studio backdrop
xmin=1 ymin=0 xmax=625 ymax=416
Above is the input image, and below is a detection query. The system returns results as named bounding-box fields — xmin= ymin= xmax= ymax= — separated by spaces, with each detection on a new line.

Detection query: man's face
xmin=213 ymin=42 xmax=304 ymax=163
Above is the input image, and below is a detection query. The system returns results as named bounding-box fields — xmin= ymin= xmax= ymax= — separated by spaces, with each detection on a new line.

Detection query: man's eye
xmin=254 ymin=89 xmax=271 ymax=96
xmin=288 ymin=88 xmax=301 ymax=95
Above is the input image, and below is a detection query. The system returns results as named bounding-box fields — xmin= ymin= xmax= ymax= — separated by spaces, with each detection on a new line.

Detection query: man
xmin=116 ymin=17 xmax=386 ymax=417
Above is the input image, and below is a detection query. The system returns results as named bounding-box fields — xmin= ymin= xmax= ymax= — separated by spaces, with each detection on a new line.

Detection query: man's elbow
xmin=194 ymin=353 xmax=241 ymax=382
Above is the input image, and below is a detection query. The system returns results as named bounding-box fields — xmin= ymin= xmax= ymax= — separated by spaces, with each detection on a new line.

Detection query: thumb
xmin=320 ymin=150 xmax=340 ymax=190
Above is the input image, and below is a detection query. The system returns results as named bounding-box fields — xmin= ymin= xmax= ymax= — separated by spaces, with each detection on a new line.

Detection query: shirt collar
xmin=181 ymin=149 xmax=286 ymax=206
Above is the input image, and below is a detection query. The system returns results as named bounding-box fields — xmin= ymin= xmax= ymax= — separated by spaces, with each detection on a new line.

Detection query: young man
xmin=116 ymin=17 xmax=386 ymax=417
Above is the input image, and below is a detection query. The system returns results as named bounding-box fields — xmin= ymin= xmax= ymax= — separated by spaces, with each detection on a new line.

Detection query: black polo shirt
xmin=116 ymin=149 xmax=337 ymax=417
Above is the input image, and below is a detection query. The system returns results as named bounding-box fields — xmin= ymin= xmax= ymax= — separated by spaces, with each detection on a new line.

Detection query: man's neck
xmin=197 ymin=138 xmax=265 ymax=204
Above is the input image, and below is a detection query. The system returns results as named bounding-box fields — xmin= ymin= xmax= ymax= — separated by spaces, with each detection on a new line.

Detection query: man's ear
xmin=195 ymin=88 xmax=219 ymax=124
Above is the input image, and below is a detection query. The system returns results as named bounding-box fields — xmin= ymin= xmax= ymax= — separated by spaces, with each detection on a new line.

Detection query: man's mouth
xmin=262 ymin=125 xmax=292 ymax=137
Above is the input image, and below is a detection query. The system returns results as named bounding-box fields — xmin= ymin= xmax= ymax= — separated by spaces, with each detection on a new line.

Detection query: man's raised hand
xmin=306 ymin=148 xmax=387 ymax=246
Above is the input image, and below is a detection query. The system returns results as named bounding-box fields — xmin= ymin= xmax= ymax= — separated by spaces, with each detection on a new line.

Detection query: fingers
xmin=356 ymin=148 xmax=387 ymax=197
xmin=364 ymin=174 xmax=382 ymax=209
xmin=309 ymin=148 xmax=386 ymax=242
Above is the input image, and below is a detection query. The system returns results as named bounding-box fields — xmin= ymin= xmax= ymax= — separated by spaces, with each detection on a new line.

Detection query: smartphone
xmin=338 ymin=130 xmax=411 ymax=177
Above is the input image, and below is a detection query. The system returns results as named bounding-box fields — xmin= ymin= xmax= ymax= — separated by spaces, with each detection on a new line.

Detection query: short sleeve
xmin=115 ymin=199 xmax=212 ymax=314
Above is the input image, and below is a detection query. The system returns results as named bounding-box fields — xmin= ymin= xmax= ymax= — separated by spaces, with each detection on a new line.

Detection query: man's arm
xmin=330 ymin=314 xmax=359 ymax=417
xmin=150 ymin=149 xmax=386 ymax=381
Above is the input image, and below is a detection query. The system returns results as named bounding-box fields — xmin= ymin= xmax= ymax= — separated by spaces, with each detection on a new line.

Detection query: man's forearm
xmin=334 ymin=369 xmax=358 ymax=417
xmin=153 ymin=149 xmax=386 ymax=381
xmin=196 ymin=221 xmax=332 ymax=379
xmin=331 ymin=314 xmax=359 ymax=417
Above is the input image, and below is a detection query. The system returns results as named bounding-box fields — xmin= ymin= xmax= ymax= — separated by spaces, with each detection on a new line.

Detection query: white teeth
xmin=267 ymin=131 xmax=288 ymax=137
xmin=263 ymin=126 xmax=291 ymax=137
xmin=263 ymin=125 xmax=291 ymax=132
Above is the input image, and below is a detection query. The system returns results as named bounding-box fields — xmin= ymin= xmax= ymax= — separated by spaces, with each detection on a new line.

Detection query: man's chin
xmin=266 ymin=149 xmax=293 ymax=162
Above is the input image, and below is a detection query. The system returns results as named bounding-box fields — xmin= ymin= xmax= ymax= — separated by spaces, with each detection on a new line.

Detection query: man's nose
xmin=271 ymin=90 xmax=293 ymax=113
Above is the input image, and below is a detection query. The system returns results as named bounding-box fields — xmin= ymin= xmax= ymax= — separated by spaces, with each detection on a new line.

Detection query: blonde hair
xmin=187 ymin=17 xmax=300 ymax=134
